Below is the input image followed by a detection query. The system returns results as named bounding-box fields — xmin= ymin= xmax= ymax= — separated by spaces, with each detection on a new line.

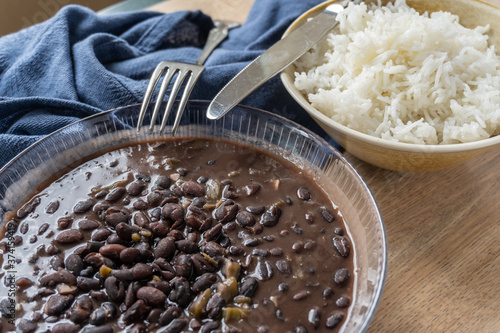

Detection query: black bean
xmin=275 ymin=260 xmax=292 ymax=274
xmin=136 ymin=286 xmax=167 ymax=307
xmin=243 ymin=238 xmax=260 ymax=247
xmin=40 ymin=270 xmax=76 ymax=287
xmin=203 ymin=223 xmax=223 ymax=242
xmin=82 ymin=327 xmax=113 ymax=333
xmin=29 ymin=235 xmax=37 ymax=243
xmin=123 ymin=299 xmax=149 ymax=324
xmin=37 ymin=222 xmax=50 ymax=235
xmin=206 ymin=292 xmax=225 ymax=319
xmin=17 ymin=197 xmax=41 ymax=218
xmin=131 ymin=263 xmax=153 ymax=280
xmin=175 ymin=239 xmax=199 ymax=253
xmin=65 ymin=254 xmax=84 ymax=275
xmin=182 ymin=180 xmax=205 ymax=197
xmin=320 ymin=207 xmax=335 ymax=223
xmin=197 ymin=176 xmax=208 ymax=183
xmin=308 ymin=307 xmax=321 ymax=329
xmin=44 ymin=294 xmax=74 ymax=316
xmin=91 ymin=228 xmax=111 ymax=241
xmin=154 ymin=237 xmax=176 ymax=260
xmin=162 ymin=203 xmax=184 ymax=227
xmin=293 ymin=290 xmax=311 ymax=301
xmin=104 ymin=276 xmax=125 ymax=302
xmin=52 ymin=323 xmax=79 ymax=333
xmin=291 ymin=223 xmax=303 ymax=235
xmin=254 ymin=260 xmax=273 ymax=281
xmin=69 ymin=295 xmax=93 ymax=324
xmin=163 ymin=318 xmax=188 ymax=333
xmin=334 ymin=268 xmax=350 ymax=285
xmin=202 ymin=241 xmax=225 ymax=258
xmin=147 ymin=308 xmax=163 ymax=324
xmin=56 ymin=229 xmax=83 ymax=244
xmin=260 ymin=205 xmax=281 ymax=227
xmin=173 ymin=254 xmax=193 ymax=278
xmin=322 ymin=287 xmax=333 ymax=299
xmin=334 ymin=227 xmax=344 ymax=236
xmin=73 ymin=199 xmax=94 ymax=214
xmin=133 ymin=199 xmax=148 ymax=210
xmin=133 ymin=211 xmax=150 ymax=228
xmin=199 ymin=320 xmax=219 ymax=333
xmin=333 ymin=236 xmax=350 ymax=257
xmin=246 ymin=205 xmax=265 ymax=214
xmin=295 ymin=326 xmax=308 ymax=333
xmin=336 ymin=296 xmax=350 ymax=308
xmin=120 ymin=247 xmax=140 ymax=264
xmin=168 ymin=277 xmax=191 ymax=307
xmin=185 ymin=205 xmax=212 ymax=231
xmin=77 ymin=277 xmax=101 ymax=292
xmin=270 ymin=248 xmax=283 ymax=256
xmin=104 ymin=207 xmax=129 ymax=227
xmin=192 ymin=273 xmax=218 ymax=294
xmin=235 ymin=210 xmax=256 ymax=227
xmin=99 ymin=244 xmax=126 ymax=259
xmin=57 ymin=216 xmax=73 ymax=230
xmin=147 ymin=280 xmax=171 ymax=294
xmin=50 ymin=255 xmax=65 ymax=271
xmin=78 ymin=219 xmax=100 ymax=231
xmin=239 ymin=277 xmax=258 ymax=297
xmin=104 ymin=187 xmax=125 ymax=202
xmin=297 ymin=188 xmax=311 ymax=200
xmin=229 ymin=246 xmax=244 ymax=256
xmin=125 ymin=281 xmax=140 ymax=307
xmin=214 ymin=200 xmax=239 ymax=223
xmin=127 ymin=180 xmax=147 ymax=196
xmin=45 ymin=199 xmax=60 ymax=214
xmin=116 ymin=222 xmax=136 ymax=241
xmin=190 ymin=255 xmax=212 ymax=277
xmin=154 ymin=175 xmax=171 ymax=189
xmin=18 ymin=318 xmax=37 ymax=333
xmin=326 ymin=312 xmax=344 ymax=329
xmin=158 ymin=306 xmax=182 ymax=326
xmin=19 ymin=221 xmax=29 ymax=234
xmin=292 ymin=241 xmax=304 ymax=253
xmin=252 ymin=249 xmax=268 ymax=257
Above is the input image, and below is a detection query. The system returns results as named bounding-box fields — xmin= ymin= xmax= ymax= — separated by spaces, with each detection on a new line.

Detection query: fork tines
xmin=137 ymin=61 xmax=205 ymax=135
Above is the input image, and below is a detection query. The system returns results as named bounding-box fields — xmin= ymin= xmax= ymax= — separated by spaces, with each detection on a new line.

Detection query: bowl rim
xmin=280 ymin=0 xmax=500 ymax=154
xmin=0 ymin=100 xmax=387 ymax=333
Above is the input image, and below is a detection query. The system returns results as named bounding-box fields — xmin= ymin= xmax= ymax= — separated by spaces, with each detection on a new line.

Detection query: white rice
xmin=294 ymin=0 xmax=500 ymax=144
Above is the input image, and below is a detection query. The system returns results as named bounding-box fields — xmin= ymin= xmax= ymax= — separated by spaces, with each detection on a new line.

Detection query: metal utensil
xmin=137 ymin=20 xmax=239 ymax=135
xmin=206 ymin=0 xmax=361 ymax=120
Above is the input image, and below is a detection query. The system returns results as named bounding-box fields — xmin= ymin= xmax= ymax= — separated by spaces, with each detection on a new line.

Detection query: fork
xmin=136 ymin=20 xmax=240 ymax=135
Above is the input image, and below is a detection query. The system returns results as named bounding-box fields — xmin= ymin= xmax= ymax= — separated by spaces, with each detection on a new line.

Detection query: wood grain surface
xmin=151 ymin=1 xmax=500 ymax=332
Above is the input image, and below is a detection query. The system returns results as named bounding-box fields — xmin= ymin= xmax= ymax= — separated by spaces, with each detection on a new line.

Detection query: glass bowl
xmin=0 ymin=101 xmax=387 ymax=332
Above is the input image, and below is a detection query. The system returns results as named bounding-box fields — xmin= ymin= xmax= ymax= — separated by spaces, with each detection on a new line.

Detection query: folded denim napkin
xmin=0 ymin=0 xmax=330 ymax=168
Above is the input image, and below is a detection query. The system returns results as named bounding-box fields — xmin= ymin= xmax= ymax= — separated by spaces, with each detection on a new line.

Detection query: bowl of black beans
xmin=0 ymin=101 xmax=387 ymax=333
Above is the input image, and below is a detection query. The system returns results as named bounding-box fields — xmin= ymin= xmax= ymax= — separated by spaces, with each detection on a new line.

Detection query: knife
xmin=207 ymin=0 xmax=360 ymax=120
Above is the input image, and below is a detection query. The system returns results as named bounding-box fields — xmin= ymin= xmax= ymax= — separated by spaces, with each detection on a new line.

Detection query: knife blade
xmin=207 ymin=0 xmax=360 ymax=120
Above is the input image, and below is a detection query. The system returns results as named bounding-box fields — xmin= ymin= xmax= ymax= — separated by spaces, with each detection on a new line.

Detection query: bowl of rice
xmin=280 ymin=0 xmax=500 ymax=172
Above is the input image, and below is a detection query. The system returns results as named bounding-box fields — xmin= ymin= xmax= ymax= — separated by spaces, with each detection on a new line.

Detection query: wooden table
xmin=150 ymin=1 xmax=500 ymax=332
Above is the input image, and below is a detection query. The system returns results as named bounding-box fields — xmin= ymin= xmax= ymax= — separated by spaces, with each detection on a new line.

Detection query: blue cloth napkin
xmin=0 ymin=0 xmax=330 ymax=168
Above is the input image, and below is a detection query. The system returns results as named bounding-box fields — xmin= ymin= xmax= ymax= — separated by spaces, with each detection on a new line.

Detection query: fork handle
xmin=196 ymin=20 xmax=239 ymax=65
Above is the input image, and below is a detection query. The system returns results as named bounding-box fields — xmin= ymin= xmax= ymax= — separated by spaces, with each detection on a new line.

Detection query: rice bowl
xmin=281 ymin=0 xmax=500 ymax=171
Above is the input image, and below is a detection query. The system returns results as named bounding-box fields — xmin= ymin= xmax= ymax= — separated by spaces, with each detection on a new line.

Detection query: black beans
xmin=73 ymin=199 xmax=94 ymax=214
xmin=127 ymin=180 xmax=147 ymax=196
xmin=123 ymin=299 xmax=149 ymax=324
xmin=154 ymin=237 xmax=176 ymax=260
xmin=192 ymin=273 xmax=218 ymax=294
xmin=336 ymin=296 xmax=350 ymax=308
xmin=105 ymin=187 xmax=126 ymax=202
xmin=137 ymin=286 xmax=167 ymax=307
xmin=182 ymin=180 xmax=205 ymax=197
xmin=40 ymin=270 xmax=76 ymax=287
xmin=168 ymin=277 xmax=191 ymax=307
xmin=104 ymin=276 xmax=125 ymax=302
xmin=162 ymin=203 xmax=184 ymax=227
xmin=44 ymin=294 xmax=73 ymax=316
xmin=321 ymin=207 xmax=335 ymax=223
xmin=260 ymin=205 xmax=281 ymax=227
xmin=293 ymin=290 xmax=311 ymax=301
xmin=334 ymin=268 xmax=350 ymax=285
xmin=297 ymin=188 xmax=311 ymax=200
xmin=214 ymin=200 xmax=239 ymax=223
xmin=99 ymin=244 xmax=126 ymax=259
xmin=56 ymin=229 xmax=83 ymax=244
xmin=333 ymin=236 xmax=350 ymax=258
xmin=236 ymin=211 xmax=256 ymax=227
xmin=275 ymin=260 xmax=292 ymax=275
xmin=239 ymin=277 xmax=258 ymax=297
xmin=326 ymin=312 xmax=344 ymax=329
xmin=65 ymin=254 xmax=84 ymax=275
xmin=308 ymin=307 xmax=321 ymax=328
